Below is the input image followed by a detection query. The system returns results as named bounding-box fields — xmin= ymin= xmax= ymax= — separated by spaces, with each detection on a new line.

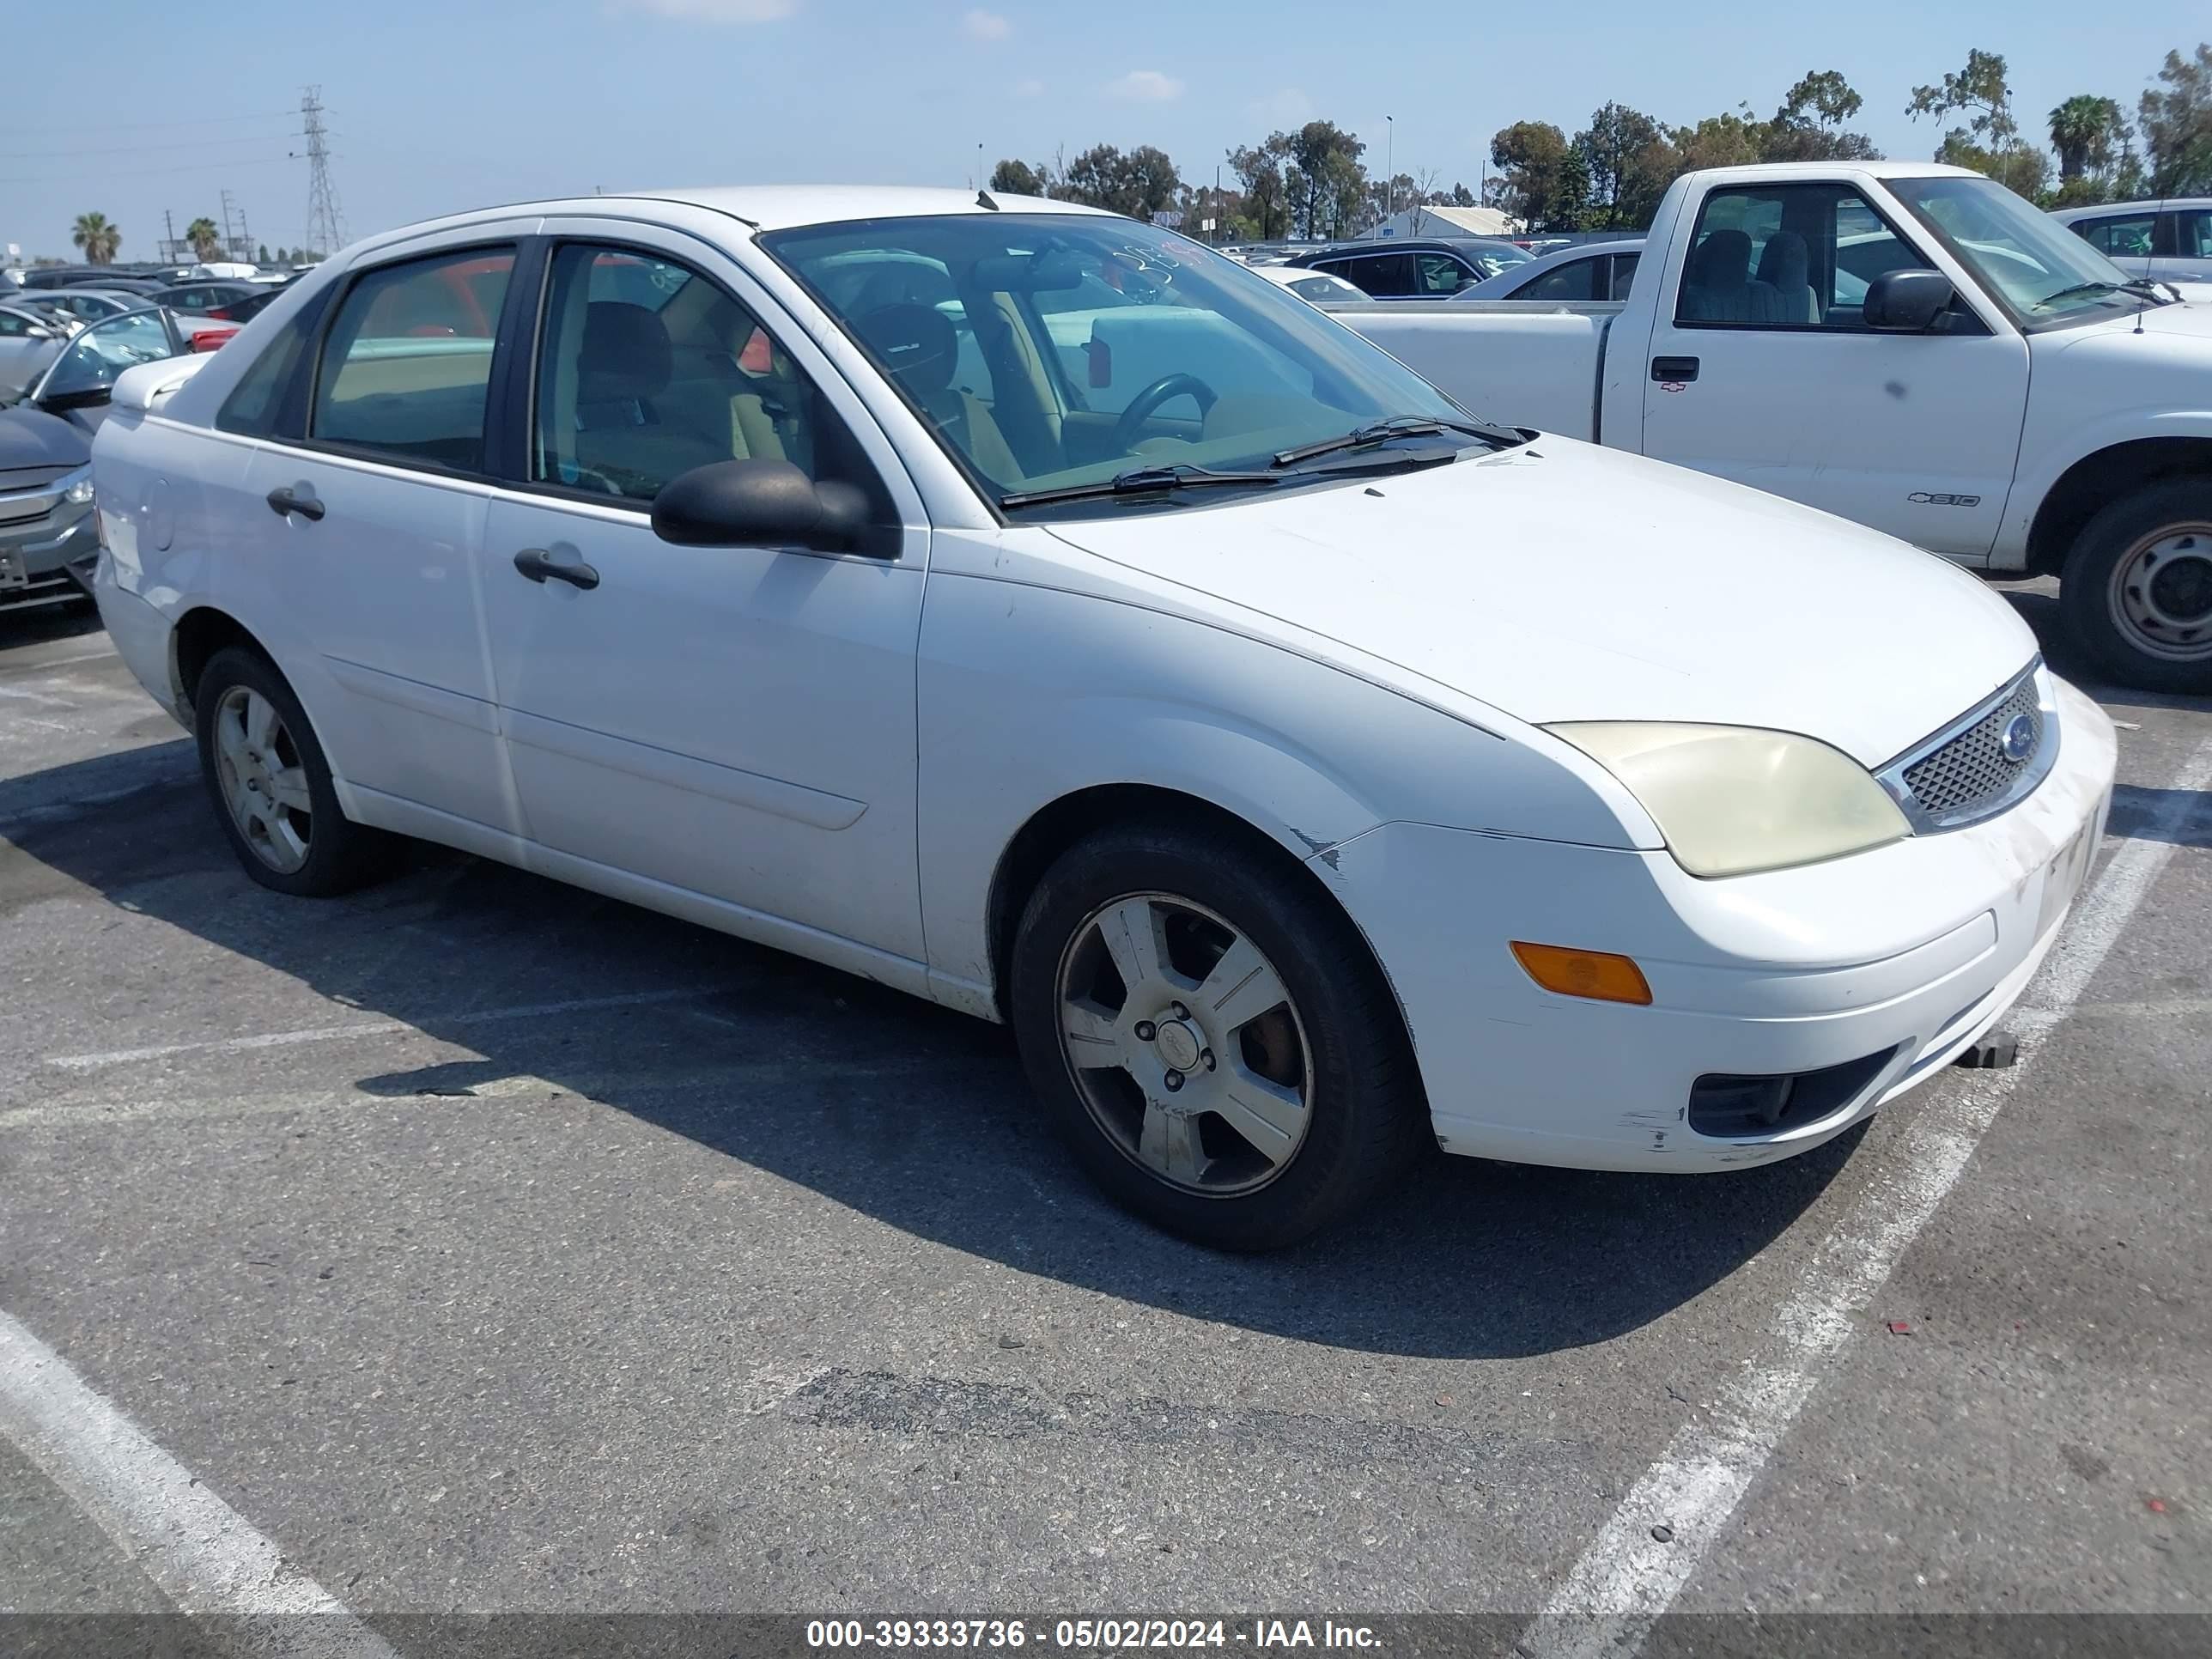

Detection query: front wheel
xmin=1009 ymin=821 xmax=1427 ymax=1250
xmin=2060 ymin=481 xmax=2212 ymax=693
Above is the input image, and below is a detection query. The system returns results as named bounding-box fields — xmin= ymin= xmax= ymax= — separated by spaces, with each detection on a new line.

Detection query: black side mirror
xmin=651 ymin=459 xmax=872 ymax=552
xmin=1863 ymin=269 xmax=1956 ymax=332
xmin=40 ymin=386 xmax=113 ymax=413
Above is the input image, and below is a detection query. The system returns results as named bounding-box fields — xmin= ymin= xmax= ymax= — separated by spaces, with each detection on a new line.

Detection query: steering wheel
xmin=1110 ymin=373 xmax=1218 ymax=451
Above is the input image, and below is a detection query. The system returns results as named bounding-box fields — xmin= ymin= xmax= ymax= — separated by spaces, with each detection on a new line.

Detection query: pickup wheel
xmin=192 ymin=646 xmax=398 ymax=897
xmin=1009 ymin=821 xmax=1427 ymax=1251
xmin=2061 ymin=481 xmax=2212 ymax=693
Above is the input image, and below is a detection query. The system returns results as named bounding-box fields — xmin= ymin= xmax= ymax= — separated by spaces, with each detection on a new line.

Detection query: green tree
xmin=2140 ymin=43 xmax=2212 ymax=195
xmin=1226 ymin=136 xmax=1293 ymax=240
xmin=1282 ymin=122 xmax=1367 ymax=239
xmin=1486 ymin=120 xmax=1573 ymax=231
xmin=988 ymin=158 xmax=1048 ymax=197
xmin=185 ymin=216 xmax=222 ymax=261
xmin=1575 ymin=103 xmax=1675 ymax=228
xmin=1672 ymin=109 xmax=1764 ymax=173
xmin=1448 ymin=181 xmax=1477 ymax=208
xmin=1054 ymin=144 xmax=1181 ymax=221
xmin=256 ymin=242 xmax=272 ymax=264
xmin=1911 ymin=50 xmax=2050 ymax=198
xmin=1763 ymin=70 xmax=1883 ymax=161
xmin=70 ymin=212 xmax=120 ymax=264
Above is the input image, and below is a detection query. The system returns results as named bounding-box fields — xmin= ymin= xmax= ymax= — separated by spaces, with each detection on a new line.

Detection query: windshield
xmin=1888 ymin=176 xmax=2151 ymax=327
xmin=33 ymin=307 xmax=177 ymax=401
xmin=760 ymin=214 xmax=1492 ymax=515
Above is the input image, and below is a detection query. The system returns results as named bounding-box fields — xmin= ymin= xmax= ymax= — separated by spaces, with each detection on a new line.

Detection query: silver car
xmin=1449 ymin=239 xmax=1645 ymax=303
xmin=2050 ymin=198 xmax=2212 ymax=285
xmin=0 ymin=303 xmax=71 ymax=401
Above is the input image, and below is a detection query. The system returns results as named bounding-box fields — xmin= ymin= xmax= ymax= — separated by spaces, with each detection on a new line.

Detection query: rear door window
xmin=1335 ymin=252 xmax=1414 ymax=297
xmin=309 ymin=247 xmax=514 ymax=471
xmin=1519 ymin=257 xmax=1599 ymax=301
xmin=2073 ymin=212 xmax=2157 ymax=261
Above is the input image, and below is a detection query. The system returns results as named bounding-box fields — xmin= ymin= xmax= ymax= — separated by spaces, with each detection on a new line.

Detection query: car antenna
xmin=976 ymin=190 xmax=1000 ymax=211
xmin=2136 ymin=188 xmax=2168 ymax=336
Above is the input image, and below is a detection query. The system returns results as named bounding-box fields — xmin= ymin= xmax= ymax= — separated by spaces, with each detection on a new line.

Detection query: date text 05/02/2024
xmin=805 ymin=1620 xmax=1383 ymax=1650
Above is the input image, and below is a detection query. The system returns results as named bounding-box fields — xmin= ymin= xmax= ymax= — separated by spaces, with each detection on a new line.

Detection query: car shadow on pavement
xmin=3 ymin=740 xmax=1862 ymax=1361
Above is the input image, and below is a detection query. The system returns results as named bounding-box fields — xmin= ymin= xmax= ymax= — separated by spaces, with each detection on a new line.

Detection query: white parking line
xmin=1521 ymin=732 xmax=2212 ymax=1657
xmin=45 ymin=985 xmax=734 ymax=1073
xmin=0 ymin=1308 xmax=399 ymax=1654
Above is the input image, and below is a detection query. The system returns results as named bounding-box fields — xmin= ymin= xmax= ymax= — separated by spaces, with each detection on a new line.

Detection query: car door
xmin=1638 ymin=181 xmax=2030 ymax=557
xmin=2163 ymin=209 xmax=2212 ymax=283
xmin=475 ymin=228 xmax=929 ymax=961
xmin=235 ymin=234 xmax=526 ymax=836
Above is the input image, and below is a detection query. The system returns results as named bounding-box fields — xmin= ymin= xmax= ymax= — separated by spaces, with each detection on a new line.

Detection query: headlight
xmin=60 ymin=466 xmax=94 ymax=506
xmin=1549 ymin=723 xmax=1910 ymax=878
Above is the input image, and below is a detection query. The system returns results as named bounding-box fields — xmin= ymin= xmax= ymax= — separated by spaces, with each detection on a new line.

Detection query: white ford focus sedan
xmin=89 ymin=186 xmax=2115 ymax=1249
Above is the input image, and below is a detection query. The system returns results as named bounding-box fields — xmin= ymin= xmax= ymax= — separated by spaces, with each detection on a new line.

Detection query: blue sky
xmin=6 ymin=0 xmax=2204 ymax=261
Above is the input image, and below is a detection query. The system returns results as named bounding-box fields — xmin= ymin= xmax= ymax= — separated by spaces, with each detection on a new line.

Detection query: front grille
xmin=0 ymin=466 xmax=73 ymax=492
xmin=1879 ymin=663 xmax=2057 ymax=833
xmin=1902 ymin=676 xmax=2041 ymax=817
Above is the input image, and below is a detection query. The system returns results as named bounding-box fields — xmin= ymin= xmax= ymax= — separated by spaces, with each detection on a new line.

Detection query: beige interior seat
xmin=851 ymin=302 xmax=1021 ymax=483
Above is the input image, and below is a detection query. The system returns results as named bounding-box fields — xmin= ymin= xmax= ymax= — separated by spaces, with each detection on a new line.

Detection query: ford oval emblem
xmin=2000 ymin=713 xmax=2037 ymax=763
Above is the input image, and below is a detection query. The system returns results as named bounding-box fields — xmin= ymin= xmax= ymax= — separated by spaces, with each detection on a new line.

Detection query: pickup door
xmin=1636 ymin=178 xmax=2029 ymax=557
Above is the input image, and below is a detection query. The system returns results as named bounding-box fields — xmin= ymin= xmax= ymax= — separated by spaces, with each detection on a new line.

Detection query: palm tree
xmin=70 ymin=212 xmax=120 ymax=264
xmin=2048 ymin=94 xmax=2124 ymax=184
xmin=185 ymin=217 xmax=222 ymax=262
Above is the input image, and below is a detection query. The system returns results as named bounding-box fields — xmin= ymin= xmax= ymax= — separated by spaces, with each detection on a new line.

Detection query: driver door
xmin=1638 ymin=181 xmax=2029 ymax=557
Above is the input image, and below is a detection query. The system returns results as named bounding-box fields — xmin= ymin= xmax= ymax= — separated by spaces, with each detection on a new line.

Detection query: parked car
xmin=1341 ymin=161 xmax=2212 ymax=691
xmin=2050 ymin=198 xmax=2212 ymax=286
xmin=17 ymin=288 xmax=143 ymax=326
xmin=1451 ymin=240 xmax=1644 ymax=302
xmin=18 ymin=267 xmax=167 ymax=295
xmin=151 ymin=279 xmax=286 ymax=321
xmin=0 ymin=303 xmax=73 ymax=401
xmin=1247 ymin=264 xmax=1370 ymax=304
xmin=2 ymin=306 xmax=228 ymax=608
xmin=90 ymin=186 xmax=2114 ymax=1248
xmin=1288 ymin=236 xmax=1534 ymax=299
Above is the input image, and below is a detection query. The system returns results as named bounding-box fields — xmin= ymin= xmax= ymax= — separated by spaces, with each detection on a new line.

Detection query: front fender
xmin=2001 ymin=405 xmax=2212 ymax=564
xmin=913 ymin=570 xmax=1645 ymax=998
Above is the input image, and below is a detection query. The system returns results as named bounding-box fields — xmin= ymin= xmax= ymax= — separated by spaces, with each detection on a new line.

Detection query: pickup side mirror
xmin=651 ymin=459 xmax=872 ymax=553
xmin=1863 ymin=269 xmax=1957 ymax=332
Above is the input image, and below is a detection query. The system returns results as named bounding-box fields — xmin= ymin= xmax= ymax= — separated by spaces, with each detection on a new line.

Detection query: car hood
xmin=0 ymin=405 xmax=91 ymax=473
xmin=1043 ymin=439 xmax=2039 ymax=767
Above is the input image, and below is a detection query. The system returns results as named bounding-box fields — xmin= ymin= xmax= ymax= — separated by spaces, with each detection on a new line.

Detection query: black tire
xmin=2059 ymin=480 xmax=2212 ymax=694
xmin=1009 ymin=819 xmax=1428 ymax=1251
xmin=192 ymin=645 xmax=398 ymax=896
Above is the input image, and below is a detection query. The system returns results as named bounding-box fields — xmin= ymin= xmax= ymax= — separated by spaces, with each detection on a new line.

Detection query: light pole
xmin=1380 ymin=115 xmax=1398 ymax=240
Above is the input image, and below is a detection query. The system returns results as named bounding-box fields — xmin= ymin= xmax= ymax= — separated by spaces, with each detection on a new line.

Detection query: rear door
xmin=1638 ymin=180 xmax=2029 ymax=557
xmin=234 ymin=232 xmax=526 ymax=836
xmin=473 ymin=225 xmax=931 ymax=959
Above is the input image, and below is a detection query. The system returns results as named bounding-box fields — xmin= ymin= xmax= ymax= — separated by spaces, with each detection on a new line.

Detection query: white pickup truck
xmin=1337 ymin=161 xmax=2212 ymax=692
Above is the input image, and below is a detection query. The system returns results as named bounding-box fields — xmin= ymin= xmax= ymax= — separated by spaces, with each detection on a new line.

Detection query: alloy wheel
xmin=1053 ymin=891 xmax=1314 ymax=1196
xmin=213 ymin=685 xmax=313 ymax=874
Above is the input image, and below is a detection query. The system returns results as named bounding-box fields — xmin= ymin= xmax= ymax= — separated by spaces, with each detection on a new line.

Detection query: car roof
xmin=2051 ymin=197 xmax=2212 ymax=220
xmin=623 ymin=185 xmax=1115 ymax=231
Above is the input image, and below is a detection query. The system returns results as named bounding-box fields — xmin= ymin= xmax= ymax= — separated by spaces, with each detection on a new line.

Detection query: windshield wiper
xmin=2030 ymin=281 xmax=2130 ymax=311
xmin=999 ymin=464 xmax=1283 ymax=510
xmin=1271 ymin=414 xmax=1518 ymax=468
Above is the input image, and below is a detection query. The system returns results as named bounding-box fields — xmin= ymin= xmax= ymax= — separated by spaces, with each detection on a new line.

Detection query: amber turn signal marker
xmin=1510 ymin=942 xmax=1653 ymax=1006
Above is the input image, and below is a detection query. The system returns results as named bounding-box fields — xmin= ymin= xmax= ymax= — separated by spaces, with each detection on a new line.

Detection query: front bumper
xmin=0 ymin=496 xmax=96 ymax=601
xmin=1322 ymin=676 xmax=2118 ymax=1173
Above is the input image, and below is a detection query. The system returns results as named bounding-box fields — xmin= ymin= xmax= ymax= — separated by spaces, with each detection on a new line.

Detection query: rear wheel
xmin=193 ymin=646 xmax=398 ymax=896
xmin=2061 ymin=481 xmax=2212 ymax=693
xmin=1010 ymin=821 xmax=1426 ymax=1250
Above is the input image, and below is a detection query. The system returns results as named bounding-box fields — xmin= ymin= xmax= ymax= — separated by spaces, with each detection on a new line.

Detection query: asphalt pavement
xmin=0 ymin=585 xmax=2206 ymax=1658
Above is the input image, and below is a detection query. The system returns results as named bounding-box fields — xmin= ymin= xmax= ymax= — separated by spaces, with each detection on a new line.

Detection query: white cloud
xmin=1249 ymin=87 xmax=1312 ymax=127
xmin=1108 ymin=69 xmax=1183 ymax=103
xmin=961 ymin=8 xmax=1010 ymax=40
xmin=614 ymin=0 xmax=793 ymax=22
xmin=1015 ymin=77 xmax=1045 ymax=99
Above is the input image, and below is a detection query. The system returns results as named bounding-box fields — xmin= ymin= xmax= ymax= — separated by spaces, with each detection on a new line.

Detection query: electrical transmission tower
xmin=297 ymin=88 xmax=347 ymax=257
